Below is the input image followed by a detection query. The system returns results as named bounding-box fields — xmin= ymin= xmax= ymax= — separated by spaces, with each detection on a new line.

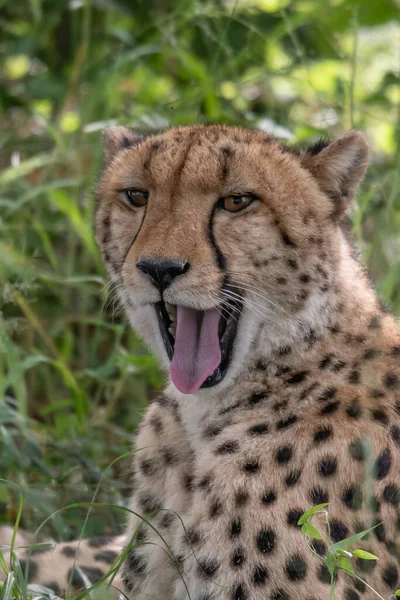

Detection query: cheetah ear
xmin=102 ymin=126 xmax=144 ymax=163
xmin=301 ymin=131 xmax=369 ymax=220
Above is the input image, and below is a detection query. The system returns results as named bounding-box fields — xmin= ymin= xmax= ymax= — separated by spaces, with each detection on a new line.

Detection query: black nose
xmin=136 ymin=258 xmax=190 ymax=291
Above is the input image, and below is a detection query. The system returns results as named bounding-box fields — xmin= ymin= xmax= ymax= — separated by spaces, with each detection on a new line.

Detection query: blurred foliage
xmin=0 ymin=0 xmax=399 ymax=537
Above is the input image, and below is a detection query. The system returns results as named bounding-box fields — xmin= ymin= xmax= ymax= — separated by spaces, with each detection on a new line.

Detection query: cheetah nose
xmin=136 ymin=258 xmax=190 ymax=292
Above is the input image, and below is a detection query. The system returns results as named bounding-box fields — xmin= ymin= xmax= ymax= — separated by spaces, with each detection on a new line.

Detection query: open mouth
xmin=154 ymin=292 xmax=242 ymax=394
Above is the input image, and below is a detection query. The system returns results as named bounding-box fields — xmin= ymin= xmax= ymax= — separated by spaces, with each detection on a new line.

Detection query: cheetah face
xmin=96 ymin=125 xmax=368 ymax=396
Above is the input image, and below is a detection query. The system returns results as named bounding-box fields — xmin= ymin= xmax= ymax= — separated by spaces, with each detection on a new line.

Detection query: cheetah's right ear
xmin=102 ymin=126 xmax=145 ymax=163
xmin=301 ymin=131 xmax=369 ymax=220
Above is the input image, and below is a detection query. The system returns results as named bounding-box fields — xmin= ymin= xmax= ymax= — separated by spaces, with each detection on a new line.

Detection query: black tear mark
xmin=208 ymin=202 xmax=226 ymax=270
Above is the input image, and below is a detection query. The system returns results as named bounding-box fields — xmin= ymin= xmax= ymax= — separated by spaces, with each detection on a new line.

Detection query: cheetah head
xmin=96 ymin=125 xmax=368 ymax=396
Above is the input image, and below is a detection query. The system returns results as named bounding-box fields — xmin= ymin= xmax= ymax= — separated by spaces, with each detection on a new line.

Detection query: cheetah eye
xmin=123 ymin=189 xmax=149 ymax=208
xmin=221 ymin=194 xmax=257 ymax=213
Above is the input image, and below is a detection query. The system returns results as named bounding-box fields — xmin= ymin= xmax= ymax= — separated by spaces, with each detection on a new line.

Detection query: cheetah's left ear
xmin=301 ymin=131 xmax=369 ymax=220
xmin=102 ymin=126 xmax=145 ymax=163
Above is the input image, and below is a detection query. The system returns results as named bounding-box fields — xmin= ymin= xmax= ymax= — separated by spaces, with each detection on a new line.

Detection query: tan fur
xmin=3 ymin=125 xmax=399 ymax=600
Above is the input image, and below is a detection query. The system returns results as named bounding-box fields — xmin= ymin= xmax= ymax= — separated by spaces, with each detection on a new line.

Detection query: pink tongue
xmin=170 ymin=306 xmax=221 ymax=394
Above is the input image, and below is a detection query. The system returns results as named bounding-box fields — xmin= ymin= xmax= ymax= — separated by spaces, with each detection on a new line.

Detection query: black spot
xmin=346 ymin=400 xmax=362 ymax=419
xmin=253 ymin=565 xmax=268 ymax=585
xmin=309 ymin=487 xmax=329 ymax=504
xmin=391 ymin=345 xmax=400 ymax=356
xmin=286 ymin=555 xmax=307 ymax=581
xmin=233 ymin=584 xmax=246 ymax=600
xmin=332 ymin=360 xmax=346 ymax=372
xmin=280 ymin=230 xmax=297 ymax=247
xmin=261 ymin=490 xmax=277 ymax=505
xmin=344 ymin=589 xmax=360 ymax=600
xmin=371 ymin=409 xmax=389 ymax=425
xmin=318 ymin=456 xmax=337 ymax=476
xmin=243 ymin=459 xmax=260 ymax=474
xmin=383 ymin=483 xmax=400 ymax=505
xmin=248 ymin=423 xmax=269 ymax=435
xmin=278 ymin=345 xmax=292 ymax=355
xmin=349 ymin=438 xmax=368 ymax=461
xmin=198 ymin=558 xmax=220 ymax=578
xmin=216 ymin=440 xmax=240 ymax=454
xmin=314 ymin=426 xmax=333 ymax=443
xmin=160 ymin=512 xmax=174 ymax=528
xmin=276 ymin=446 xmax=293 ymax=463
xmin=319 ymin=355 xmax=333 ymax=369
xmin=210 ymin=500 xmax=222 ymax=518
xmin=299 ymin=273 xmax=310 ymax=283
xmin=287 ymin=259 xmax=298 ymax=270
xmin=354 ymin=579 xmax=366 ymax=593
xmin=342 ymin=485 xmax=363 ymax=510
xmin=287 ymin=509 xmax=303 ymax=527
xmin=68 ymin=566 xmax=104 ymax=587
xmin=318 ymin=387 xmax=336 ymax=401
xmin=235 ymin=489 xmax=249 ymax=507
xmin=198 ymin=474 xmax=212 ymax=491
xmin=88 ymin=536 xmax=114 ymax=548
xmin=318 ymin=564 xmax=331 ymax=584
xmin=287 ymin=371 xmax=308 ymax=384
xmin=139 ymin=493 xmax=161 ymax=514
xmin=363 ymin=348 xmax=380 ymax=360
xmin=330 ymin=520 xmax=349 ymax=543
xmin=370 ymin=388 xmax=385 ymax=399
xmin=374 ymin=448 xmax=392 ymax=480
xmin=62 ymin=545 xmax=77 ymax=558
xmin=391 ymin=425 xmax=400 ymax=447
xmin=140 ymin=458 xmax=158 ymax=476
xmin=277 ymin=415 xmax=297 ymax=430
xmin=369 ymin=314 xmax=381 ymax=329
xmin=249 ymin=392 xmax=267 ymax=405
xmin=285 ymin=470 xmax=302 ymax=486
xmin=382 ymin=564 xmax=398 ymax=588
xmin=232 ymin=548 xmax=246 ymax=568
xmin=44 ymin=582 xmax=61 ymax=596
xmin=163 ymin=447 xmax=178 ymax=465
xmin=183 ymin=472 xmax=194 ymax=491
xmin=357 ymin=556 xmax=377 ymax=573
xmin=384 ymin=372 xmax=398 ymax=389
xmin=127 ymin=550 xmax=147 ymax=574
xmin=256 ymin=529 xmax=276 ymax=553
xmin=312 ymin=540 xmax=327 ymax=557
xmin=94 ymin=550 xmax=118 ymax=564
xmin=348 ymin=371 xmax=360 ymax=384
xmin=203 ymin=424 xmax=223 ymax=439
xmin=320 ymin=401 xmax=340 ymax=415
xmin=230 ymin=519 xmax=241 ymax=537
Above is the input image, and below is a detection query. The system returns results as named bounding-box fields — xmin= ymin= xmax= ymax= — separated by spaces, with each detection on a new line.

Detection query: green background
xmin=1 ymin=0 xmax=400 ymax=539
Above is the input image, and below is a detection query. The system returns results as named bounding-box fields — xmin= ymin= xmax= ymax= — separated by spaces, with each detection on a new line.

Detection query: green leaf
xmin=337 ymin=555 xmax=353 ymax=575
xmin=350 ymin=549 xmax=378 ymax=560
xmin=301 ymin=523 xmax=323 ymax=540
xmin=329 ymin=525 xmax=379 ymax=552
xmin=298 ymin=503 xmax=328 ymax=525
xmin=395 ymin=589 xmax=400 ymax=596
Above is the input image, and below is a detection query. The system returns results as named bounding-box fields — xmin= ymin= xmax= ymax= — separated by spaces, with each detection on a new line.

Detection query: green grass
xmin=0 ymin=0 xmax=400 ymax=591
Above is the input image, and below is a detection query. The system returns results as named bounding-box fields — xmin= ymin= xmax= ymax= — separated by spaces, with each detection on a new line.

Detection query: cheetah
xmin=3 ymin=124 xmax=400 ymax=600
